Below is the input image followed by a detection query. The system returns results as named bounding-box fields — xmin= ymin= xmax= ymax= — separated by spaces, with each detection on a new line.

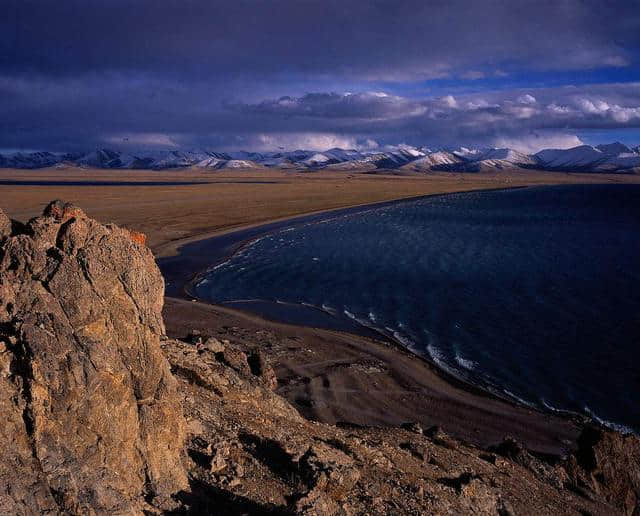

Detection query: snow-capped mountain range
xmin=1 ymin=143 xmax=639 ymax=173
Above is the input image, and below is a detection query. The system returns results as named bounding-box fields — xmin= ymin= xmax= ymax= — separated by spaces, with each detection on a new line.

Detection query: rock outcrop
xmin=1 ymin=201 xmax=639 ymax=515
xmin=0 ymin=202 xmax=187 ymax=513
xmin=565 ymin=425 xmax=640 ymax=514
xmin=161 ymin=328 xmax=640 ymax=515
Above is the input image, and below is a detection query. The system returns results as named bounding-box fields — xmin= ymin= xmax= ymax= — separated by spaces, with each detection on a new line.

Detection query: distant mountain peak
xmin=1 ymin=142 xmax=638 ymax=172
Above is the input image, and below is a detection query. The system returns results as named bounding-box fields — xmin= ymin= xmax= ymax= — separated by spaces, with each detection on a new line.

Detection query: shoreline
xmin=156 ymin=184 xmax=592 ymax=449
xmin=162 ymin=296 xmax=584 ymax=455
xmin=153 ymin=184 xmax=532 ymax=260
xmin=156 ymin=185 xmax=528 ymax=295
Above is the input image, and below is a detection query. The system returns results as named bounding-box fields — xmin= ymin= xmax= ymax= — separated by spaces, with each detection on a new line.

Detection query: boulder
xmin=0 ymin=200 xmax=188 ymax=513
xmin=298 ymin=443 xmax=360 ymax=502
xmin=203 ymin=336 xmax=225 ymax=354
xmin=247 ymin=349 xmax=279 ymax=390
xmin=564 ymin=425 xmax=640 ymax=514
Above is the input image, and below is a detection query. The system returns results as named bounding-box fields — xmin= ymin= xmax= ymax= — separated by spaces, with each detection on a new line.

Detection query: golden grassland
xmin=1 ymin=166 xmax=638 ymax=253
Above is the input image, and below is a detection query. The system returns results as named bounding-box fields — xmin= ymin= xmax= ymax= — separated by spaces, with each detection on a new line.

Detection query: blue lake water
xmin=194 ymin=184 xmax=640 ymax=433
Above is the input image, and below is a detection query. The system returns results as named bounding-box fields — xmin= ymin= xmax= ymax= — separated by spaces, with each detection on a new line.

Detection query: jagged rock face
xmin=0 ymin=201 xmax=187 ymax=513
xmin=0 ymin=209 xmax=10 ymax=239
xmin=565 ymin=425 xmax=640 ymax=515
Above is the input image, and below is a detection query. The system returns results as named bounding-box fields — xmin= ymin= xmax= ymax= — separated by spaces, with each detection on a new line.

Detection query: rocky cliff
xmin=0 ymin=202 xmax=638 ymax=515
xmin=0 ymin=201 xmax=187 ymax=513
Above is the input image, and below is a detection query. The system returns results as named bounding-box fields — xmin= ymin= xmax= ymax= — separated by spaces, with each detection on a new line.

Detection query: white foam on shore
xmin=454 ymin=352 xmax=477 ymax=371
xmin=343 ymin=309 xmax=356 ymax=320
xmin=208 ymin=259 xmax=232 ymax=272
xmin=391 ymin=330 xmax=414 ymax=349
xmin=368 ymin=311 xmax=377 ymax=323
xmin=541 ymin=399 xmax=563 ymax=413
xmin=426 ymin=344 xmax=456 ymax=375
xmin=502 ymin=389 xmax=536 ymax=409
xmin=584 ymin=406 xmax=635 ymax=435
xmin=343 ymin=308 xmax=378 ymax=331
xmin=321 ymin=303 xmax=337 ymax=315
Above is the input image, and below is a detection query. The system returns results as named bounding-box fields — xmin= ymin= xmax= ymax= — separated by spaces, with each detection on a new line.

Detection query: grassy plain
xmin=2 ymin=166 xmax=638 ymax=253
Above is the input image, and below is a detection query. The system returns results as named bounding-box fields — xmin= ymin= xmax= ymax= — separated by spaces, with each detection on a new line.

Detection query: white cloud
xmin=517 ymin=94 xmax=537 ymax=104
xmin=104 ymin=132 xmax=179 ymax=148
xmin=441 ymin=95 xmax=458 ymax=108
xmin=547 ymin=103 xmax=571 ymax=114
xmin=493 ymin=133 xmax=584 ymax=154
xmin=254 ymin=132 xmax=367 ymax=151
xmin=504 ymin=104 xmax=538 ymax=119
xmin=465 ymin=99 xmax=494 ymax=110
xmin=609 ymin=105 xmax=640 ymax=123
xmin=574 ymin=97 xmax=640 ymax=122
xmin=577 ymin=98 xmax=609 ymax=114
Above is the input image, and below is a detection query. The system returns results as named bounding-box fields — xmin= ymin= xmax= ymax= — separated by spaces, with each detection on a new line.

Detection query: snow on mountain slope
xmin=430 ymin=147 xmax=536 ymax=172
xmin=296 ymin=146 xmax=424 ymax=170
xmin=473 ymin=148 xmax=536 ymax=165
xmin=452 ymin=147 xmax=483 ymax=160
xmin=534 ymin=144 xmax=640 ymax=171
xmin=301 ymin=153 xmax=335 ymax=167
xmin=244 ymin=150 xmax=316 ymax=167
xmin=147 ymin=150 xmax=224 ymax=168
xmin=534 ymin=145 xmax=605 ymax=168
xmin=597 ymin=154 xmax=640 ymax=171
xmin=0 ymin=151 xmax=66 ymax=169
xmin=1 ymin=143 xmax=638 ymax=171
xmin=595 ymin=142 xmax=632 ymax=155
xmin=357 ymin=147 xmax=426 ymax=168
xmin=322 ymin=148 xmax=367 ymax=161
xmin=221 ymin=160 xmax=260 ymax=169
xmin=76 ymin=149 xmax=137 ymax=168
xmin=402 ymin=151 xmax=462 ymax=171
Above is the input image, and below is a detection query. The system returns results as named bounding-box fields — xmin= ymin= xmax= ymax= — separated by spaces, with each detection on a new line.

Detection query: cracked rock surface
xmin=0 ymin=201 xmax=187 ymax=513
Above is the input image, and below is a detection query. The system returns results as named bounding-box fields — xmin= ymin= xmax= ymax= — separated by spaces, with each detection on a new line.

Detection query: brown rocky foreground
xmin=0 ymin=201 xmax=639 ymax=514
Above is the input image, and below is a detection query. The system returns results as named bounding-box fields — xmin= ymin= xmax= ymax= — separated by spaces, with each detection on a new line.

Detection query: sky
xmin=2 ymin=0 xmax=640 ymax=154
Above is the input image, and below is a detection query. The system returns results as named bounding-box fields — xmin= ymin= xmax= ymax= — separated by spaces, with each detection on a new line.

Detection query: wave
xmin=541 ymin=399 xmax=563 ymax=413
xmin=426 ymin=344 xmax=459 ymax=377
xmin=502 ymin=389 xmax=536 ymax=409
xmin=391 ymin=329 xmax=414 ymax=349
xmin=344 ymin=308 xmax=379 ymax=331
xmin=454 ymin=352 xmax=477 ymax=371
xmin=583 ymin=406 xmax=636 ymax=435
xmin=343 ymin=308 xmax=356 ymax=320
xmin=321 ymin=303 xmax=337 ymax=316
xmin=194 ymin=186 xmax=640 ymax=438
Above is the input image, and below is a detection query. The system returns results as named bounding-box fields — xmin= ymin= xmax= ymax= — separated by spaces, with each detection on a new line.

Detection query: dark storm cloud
xmin=236 ymin=92 xmax=428 ymax=119
xmin=1 ymin=0 xmax=640 ymax=151
xmin=3 ymin=0 xmax=639 ymax=79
